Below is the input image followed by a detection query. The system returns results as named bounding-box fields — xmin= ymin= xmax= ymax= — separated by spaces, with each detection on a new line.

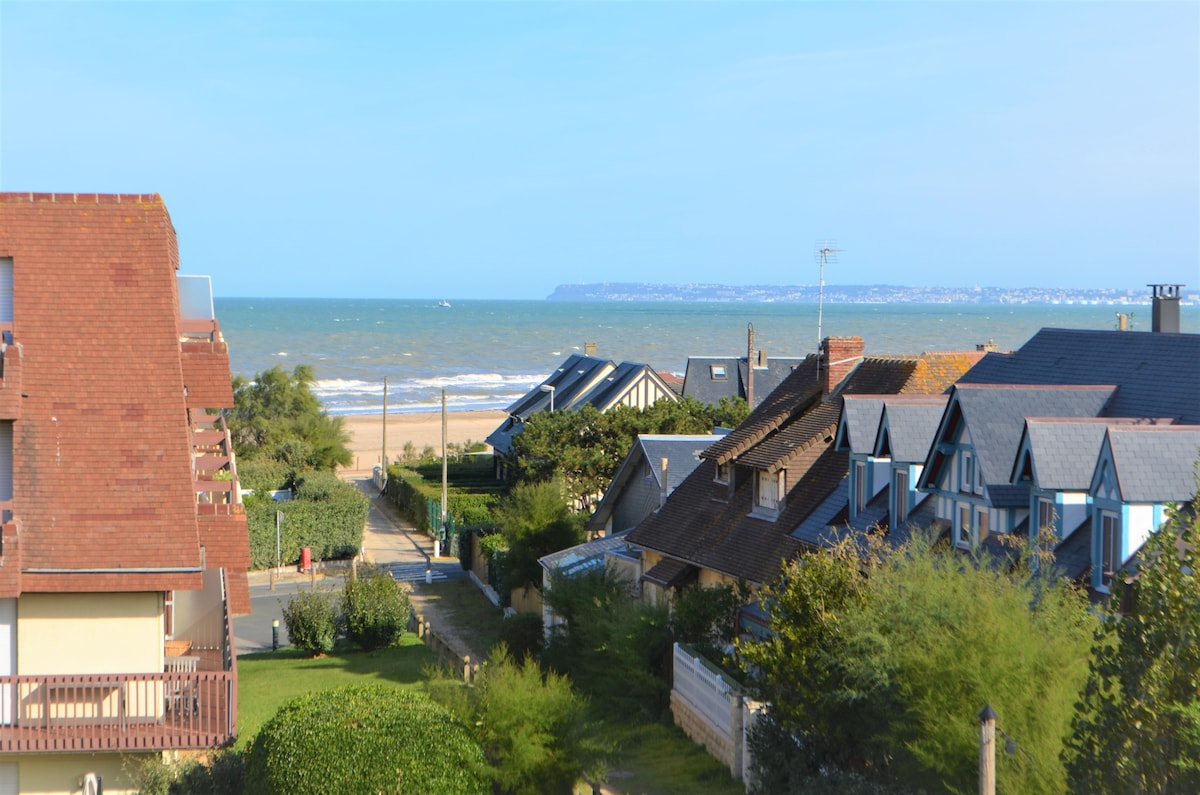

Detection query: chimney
xmin=757 ymin=349 xmax=769 ymax=368
xmin=821 ymin=336 xmax=865 ymax=395
xmin=1149 ymin=284 xmax=1183 ymax=333
xmin=584 ymin=341 xmax=597 ymax=357
xmin=976 ymin=338 xmax=998 ymax=352
xmin=660 ymin=457 xmax=670 ymax=507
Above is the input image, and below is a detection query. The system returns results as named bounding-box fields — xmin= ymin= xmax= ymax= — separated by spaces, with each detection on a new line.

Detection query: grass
xmin=595 ymin=721 xmax=745 ymax=795
xmin=236 ymin=634 xmax=436 ymax=749
xmin=411 ymin=577 xmax=505 ymax=659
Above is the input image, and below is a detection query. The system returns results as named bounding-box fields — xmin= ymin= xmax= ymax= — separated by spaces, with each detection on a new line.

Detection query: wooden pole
xmin=382 ymin=376 xmax=388 ymax=490
xmin=979 ymin=704 xmax=996 ymax=795
xmin=439 ymin=388 xmax=448 ymax=558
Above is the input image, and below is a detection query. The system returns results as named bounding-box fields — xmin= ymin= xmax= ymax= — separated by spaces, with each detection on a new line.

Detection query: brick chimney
xmin=821 ymin=336 xmax=864 ymax=395
xmin=1149 ymin=284 xmax=1183 ymax=333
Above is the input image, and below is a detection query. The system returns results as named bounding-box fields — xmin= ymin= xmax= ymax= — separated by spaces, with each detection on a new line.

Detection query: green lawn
xmin=236 ymin=635 xmax=436 ymax=748
xmin=596 ymin=721 xmax=744 ymax=795
xmin=411 ymin=577 xmax=505 ymax=659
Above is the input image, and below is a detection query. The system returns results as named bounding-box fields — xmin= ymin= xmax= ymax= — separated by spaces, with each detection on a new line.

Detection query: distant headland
xmin=548 ymin=283 xmax=1198 ymax=305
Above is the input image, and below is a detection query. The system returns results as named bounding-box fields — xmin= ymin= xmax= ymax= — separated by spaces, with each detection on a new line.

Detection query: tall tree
xmin=739 ymin=533 xmax=1096 ymax=794
xmin=494 ymin=480 xmax=584 ymax=591
xmin=1064 ymin=498 xmax=1200 ymax=794
xmin=226 ymin=364 xmax=352 ymax=471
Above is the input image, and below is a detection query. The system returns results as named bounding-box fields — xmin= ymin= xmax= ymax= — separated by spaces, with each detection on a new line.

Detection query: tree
xmin=494 ymin=480 xmax=584 ymax=592
xmin=669 ymin=582 xmax=743 ymax=656
xmin=508 ymin=397 xmax=748 ymax=509
xmin=427 ymin=645 xmax=610 ymax=795
xmin=739 ymin=532 xmax=1096 ymax=794
xmin=1064 ymin=499 xmax=1200 ymax=793
xmin=342 ymin=567 xmax=411 ymax=650
xmin=226 ymin=364 xmax=352 ymax=472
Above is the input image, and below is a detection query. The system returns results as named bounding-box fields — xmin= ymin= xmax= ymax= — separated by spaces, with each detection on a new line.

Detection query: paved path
xmin=233 ymin=472 xmax=465 ymax=654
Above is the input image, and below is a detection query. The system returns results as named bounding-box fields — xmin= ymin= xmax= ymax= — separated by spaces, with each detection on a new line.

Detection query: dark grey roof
xmin=955 ymin=385 xmax=1116 ymax=503
xmin=1016 ymin=419 xmax=1114 ymax=491
xmin=1051 ymin=516 xmax=1093 ymax=581
xmin=1104 ymin=426 xmax=1200 ymax=502
xmin=582 ymin=362 xmax=672 ymax=410
xmin=791 ymin=480 xmax=852 ymax=546
xmin=878 ymin=397 xmax=949 ymax=463
xmin=682 ymin=355 xmax=805 ymax=406
xmin=960 ymin=328 xmax=1200 ymax=423
xmin=838 ymin=396 xmax=886 ymax=455
xmin=505 ymin=354 xmax=614 ymax=418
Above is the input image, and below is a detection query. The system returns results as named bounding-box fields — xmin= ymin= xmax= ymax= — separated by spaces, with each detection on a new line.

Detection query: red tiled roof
xmin=0 ymin=193 xmax=223 ymax=593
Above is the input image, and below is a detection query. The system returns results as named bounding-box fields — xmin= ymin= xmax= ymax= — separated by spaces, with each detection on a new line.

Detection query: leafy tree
xmin=281 ymin=588 xmax=337 ymax=656
xmin=509 ymin=397 xmax=748 ymax=508
xmin=426 ymin=645 xmax=610 ymax=795
xmin=1064 ymin=499 xmax=1200 ymax=793
xmin=739 ymin=532 xmax=1096 ymax=794
xmin=226 ymin=364 xmax=351 ymax=472
xmin=494 ymin=480 xmax=584 ymax=591
xmin=245 ymin=685 xmax=489 ymax=794
xmin=342 ymin=567 xmax=411 ymax=650
xmin=670 ymin=582 xmax=742 ymax=657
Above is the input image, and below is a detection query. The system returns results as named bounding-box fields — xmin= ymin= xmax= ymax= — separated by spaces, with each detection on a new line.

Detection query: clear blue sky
xmin=2 ymin=2 xmax=1196 ymax=299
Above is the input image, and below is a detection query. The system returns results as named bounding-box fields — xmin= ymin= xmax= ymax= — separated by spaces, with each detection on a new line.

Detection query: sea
xmin=212 ymin=298 xmax=1198 ymax=417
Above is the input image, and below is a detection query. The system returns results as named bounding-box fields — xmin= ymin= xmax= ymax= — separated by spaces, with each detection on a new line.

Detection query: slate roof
xmin=878 ymin=397 xmax=950 ymax=462
xmin=837 ymin=396 xmax=886 ymax=455
xmin=629 ymin=349 xmax=981 ymax=584
xmin=1013 ymin=418 xmax=1147 ymax=491
xmin=960 ymin=328 xmax=1200 ymax=423
xmin=934 ymin=385 xmax=1117 ymax=507
xmin=1050 ymin=516 xmax=1093 ymax=581
xmin=1102 ymin=425 xmax=1200 ymax=503
xmin=682 ymin=356 xmax=806 ymax=406
xmin=586 ymin=433 xmax=727 ymax=533
xmin=0 ymin=193 xmax=247 ymax=596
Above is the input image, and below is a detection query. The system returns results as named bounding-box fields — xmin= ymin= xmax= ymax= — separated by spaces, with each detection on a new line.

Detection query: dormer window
xmin=710 ymin=365 xmax=727 ymax=380
xmin=754 ymin=470 xmax=784 ymax=517
xmin=715 ymin=462 xmax=731 ymax=485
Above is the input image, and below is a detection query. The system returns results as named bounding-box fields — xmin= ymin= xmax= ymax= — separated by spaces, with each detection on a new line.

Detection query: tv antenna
xmin=814 ymin=241 xmax=839 ymax=353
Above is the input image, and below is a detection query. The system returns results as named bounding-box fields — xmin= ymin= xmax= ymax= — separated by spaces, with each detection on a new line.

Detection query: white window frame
xmin=956 ymin=504 xmax=971 ymax=548
xmin=975 ymin=506 xmax=990 ymax=541
xmin=755 ymin=470 xmax=783 ymax=516
xmin=1037 ymin=498 xmax=1056 ymax=539
xmin=960 ymin=452 xmax=974 ymax=494
xmin=710 ymin=365 xmax=727 ymax=380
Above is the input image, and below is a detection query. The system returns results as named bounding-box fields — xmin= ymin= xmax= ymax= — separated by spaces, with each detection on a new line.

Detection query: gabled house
xmin=1089 ymin=424 xmax=1200 ymax=593
xmin=585 ymin=432 xmax=728 ymax=539
xmin=486 ymin=354 xmax=679 ymax=474
xmin=0 ymin=193 xmax=250 ymax=793
xmin=682 ymin=352 xmax=805 ymax=410
xmin=627 ymin=336 xmax=981 ymax=605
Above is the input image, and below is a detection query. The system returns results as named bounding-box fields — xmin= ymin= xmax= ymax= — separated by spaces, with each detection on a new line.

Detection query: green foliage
xmin=542 ymin=565 xmax=673 ymax=720
xmin=495 ymin=480 xmax=584 ymax=592
xmin=670 ymin=582 xmax=742 ymax=655
xmin=739 ymin=532 xmax=1096 ymax=793
xmin=245 ymin=684 xmax=489 ymax=794
xmin=1065 ymin=500 xmax=1200 ymax=793
xmin=426 ymin=646 xmax=609 ymax=795
xmin=281 ymin=588 xmax=338 ymax=656
xmin=235 ymin=458 xmax=291 ymax=493
xmin=125 ymin=749 xmax=247 ymax=794
xmin=384 ymin=465 xmax=503 ymax=533
xmin=509 ymin=397 xmax=749 ymax=508
xmin=226 ymin=364 xmax=352 ymax=471
xmin=247 ymin=478 xmax=368 ymax=568
xmin=342 ymin=568 xmax=412 ymax=650
xmin=498 ymin=612 xmax=546 ymax=662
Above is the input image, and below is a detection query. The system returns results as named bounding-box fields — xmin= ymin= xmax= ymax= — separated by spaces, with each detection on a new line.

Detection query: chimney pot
xmin=1149 ymin=284 xmax=1183 ymax=334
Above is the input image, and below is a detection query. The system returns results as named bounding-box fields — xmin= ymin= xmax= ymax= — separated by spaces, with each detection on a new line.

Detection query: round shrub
xmin=281 ymin=588 xmax=337 ymax=655
xmin=245 ymin=685 xmax=489 ymax=795
xmin=342 ymin=568 xmax=412 ymax=650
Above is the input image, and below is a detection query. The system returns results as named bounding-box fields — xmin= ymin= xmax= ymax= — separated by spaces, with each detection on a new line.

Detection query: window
xmin=710 ymin=365 xmax=727 ymax=380
xmin=756 ymin=470 xmax=783 ymax=514
xmin=960 ymin=452 xmax=974 ymax=494
xmin=854 ymin=461 xmax=867 ymax=513
xmin=893 ymin=469 xmax=909 ymax=524
xmin=715 ymin=462 xmax=731 ymax=484
xmin=975 ymin=507 xmax=989 ymax=541
xmin=1100 ymin=512 xmax=1121 ymax=591
xmin=956 ymin=504 xmax=971 ymax=548
xmin=1037 ymin=499 xmax=1056 ymax=539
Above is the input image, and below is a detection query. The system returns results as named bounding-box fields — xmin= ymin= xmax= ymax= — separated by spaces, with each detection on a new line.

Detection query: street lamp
xmin=539 ymin=384 xmax=555 ymax=412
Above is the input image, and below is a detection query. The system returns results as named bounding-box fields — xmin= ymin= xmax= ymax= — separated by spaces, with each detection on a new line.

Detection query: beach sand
xmin=338 ymin=409 xmax=507 ymax=472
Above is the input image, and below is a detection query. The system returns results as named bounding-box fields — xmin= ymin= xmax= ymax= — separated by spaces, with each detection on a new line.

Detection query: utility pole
xmin=438 ymin=389 xmax=448 ymax=559
xmin=381 ymin=376 xmax=388 ymax=493
xmin=979 ymin=705 xmax=996 ymax=795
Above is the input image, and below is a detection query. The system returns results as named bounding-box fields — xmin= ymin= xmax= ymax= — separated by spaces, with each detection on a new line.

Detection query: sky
xmin=1 ymin=2 xmax=1197 ymax=300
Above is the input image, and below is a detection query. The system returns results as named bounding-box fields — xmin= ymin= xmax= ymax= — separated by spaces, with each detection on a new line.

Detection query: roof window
xmin=710 ymin=365 xmax=727 ymax=380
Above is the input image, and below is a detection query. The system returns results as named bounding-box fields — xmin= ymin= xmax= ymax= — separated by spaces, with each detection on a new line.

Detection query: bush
xmin=497 ymin=612 xmax=545 ymax=662
xmin=245 ymin=685 xmax=489 ymax=795
xmin=281 ymin=589 xmax=337 ymax=655
xmin=342 ymin=568 xmax=411 ymax=650
xmin=247 ymin=477 xmax=368 ymax=568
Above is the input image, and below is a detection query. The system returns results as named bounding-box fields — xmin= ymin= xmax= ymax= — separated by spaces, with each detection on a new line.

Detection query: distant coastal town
xmin=549 ymin=282 xmax=1199 ymax=305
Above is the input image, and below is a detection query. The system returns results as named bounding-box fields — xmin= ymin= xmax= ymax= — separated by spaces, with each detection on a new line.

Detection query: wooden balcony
xmin=0 ymin=671 xmax=235 ymax=752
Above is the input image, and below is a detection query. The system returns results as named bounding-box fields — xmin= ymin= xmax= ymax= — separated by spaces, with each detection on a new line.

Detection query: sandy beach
xmin=338 ymin=409 xmax=507 ymax=472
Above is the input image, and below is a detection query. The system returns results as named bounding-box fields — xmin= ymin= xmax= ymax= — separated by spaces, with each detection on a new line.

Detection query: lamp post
xmin=539 ymin=384 xmax=555 ymax=412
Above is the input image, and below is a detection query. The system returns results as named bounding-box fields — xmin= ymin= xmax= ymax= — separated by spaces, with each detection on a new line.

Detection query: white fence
xmin=672 ymin=642 xmax=763 ymax=786
xmin=673 ymin=642 xmax=736 ymax=736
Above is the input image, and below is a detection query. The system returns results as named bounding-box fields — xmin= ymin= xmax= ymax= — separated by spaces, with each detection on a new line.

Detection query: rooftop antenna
xmin=814 ymin=241 xmax=839 ymax=375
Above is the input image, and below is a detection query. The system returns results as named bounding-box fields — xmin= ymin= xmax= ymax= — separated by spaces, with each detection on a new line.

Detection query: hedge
xmin=245 ymin=685 xmax=489 ymax=794
xmin=247 ymin=476 xmax=369 ymax=569
xmin=383 ymin=467 xmax=501 ymax=533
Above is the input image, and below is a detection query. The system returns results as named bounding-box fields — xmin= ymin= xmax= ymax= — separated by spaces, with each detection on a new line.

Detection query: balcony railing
xmin=0 ymin=671 xmax=234 ymax=752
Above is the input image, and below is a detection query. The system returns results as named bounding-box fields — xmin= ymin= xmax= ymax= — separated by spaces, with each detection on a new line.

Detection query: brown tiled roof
xmin=0 ymin=193 xmax=230 ymax=593
xmin=628 ymin=348 xmax=981 ymax=584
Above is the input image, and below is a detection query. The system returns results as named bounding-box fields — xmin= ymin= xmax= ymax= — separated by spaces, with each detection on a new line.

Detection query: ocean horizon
xmin=213 ymin=298 xmax=1198 ymax=417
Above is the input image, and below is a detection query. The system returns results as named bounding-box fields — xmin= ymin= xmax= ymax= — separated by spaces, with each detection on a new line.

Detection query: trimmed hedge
xmin=384 ymin=467 xmax=501 ymax=532
xmin=247 ymin=475 xmax=368 ymax=569
xmin=245 ymin=685 xmax=489 ymax=795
